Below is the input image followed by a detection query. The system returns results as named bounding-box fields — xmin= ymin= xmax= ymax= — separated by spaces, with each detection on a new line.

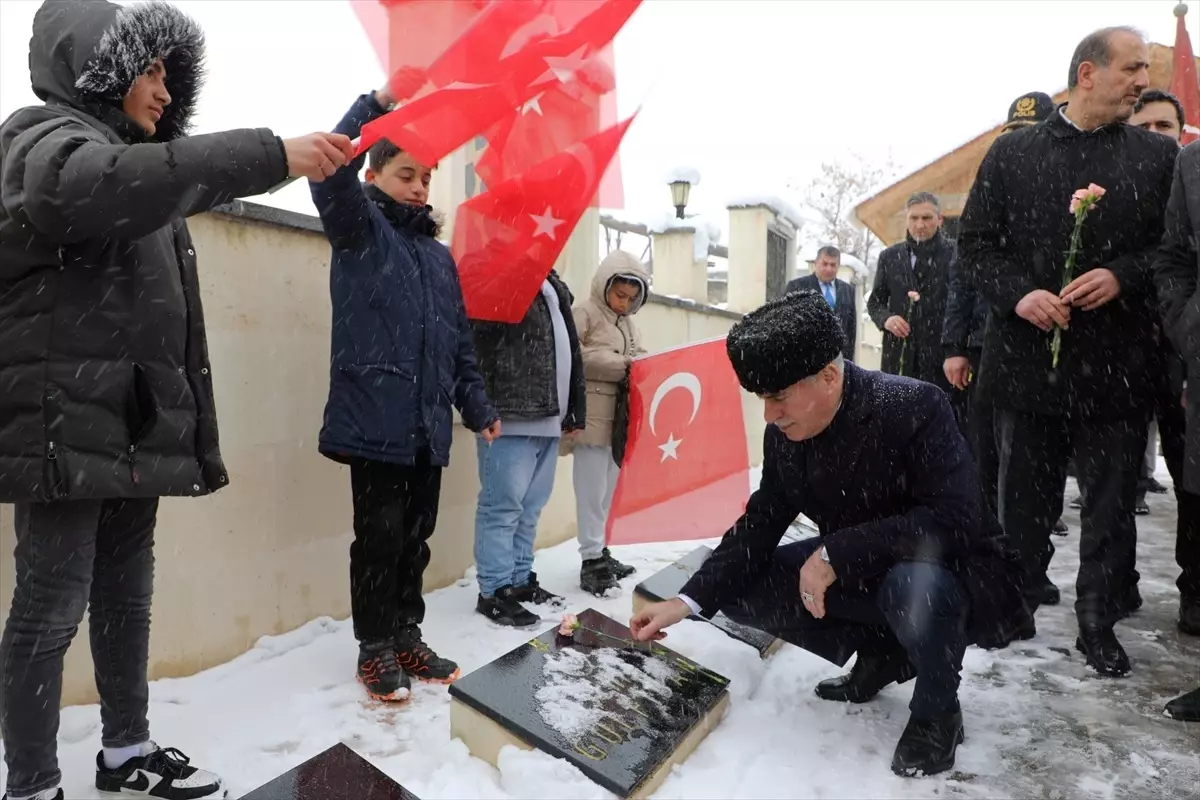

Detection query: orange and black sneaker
xmin=357 ymin=642 xmax=411 ymax=702
xmin=395 ymin=627 xmax=461 ymax=684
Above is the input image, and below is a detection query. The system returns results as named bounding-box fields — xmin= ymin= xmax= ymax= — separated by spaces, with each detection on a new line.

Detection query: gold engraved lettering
xmin=628 ymin=701 xmax=650 ymax=719
xmin=573 ymin=740 xmax=607 ymax=760
xmin=609 ymin=714 xmax=637 ymax=731
xmin=594 ymin=723 xmax=624 ymax=744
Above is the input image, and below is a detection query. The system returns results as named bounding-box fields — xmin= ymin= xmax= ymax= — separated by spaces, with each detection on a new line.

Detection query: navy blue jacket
xmin=681 ymin=363 xmax=1026 ymax=650
xmin=310 ymin=94 xmax=496 ymax=467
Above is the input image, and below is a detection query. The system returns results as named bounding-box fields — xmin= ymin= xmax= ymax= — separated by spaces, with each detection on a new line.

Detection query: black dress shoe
xmin=1164 ymin=686 xmax=1200 ymax=721
xmin=1075 ymin=627 xmax=1131 ymax=677
xmin=1146 ymin=477 xmax=1168 ymax=494
xmin=1178 ymin=602 xmax=1200 ymax=636
xmin=816 ymin=652 xmax=916 ymax=704
xmin=1052 ymin=517 xmax=1068 ymax=535
xmin=891 ymin=707 xmax=965 ymax=777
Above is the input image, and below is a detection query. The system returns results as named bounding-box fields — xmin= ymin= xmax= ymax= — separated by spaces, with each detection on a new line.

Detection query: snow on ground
xmin=4 ymin=465 xmax=1200 ymax=798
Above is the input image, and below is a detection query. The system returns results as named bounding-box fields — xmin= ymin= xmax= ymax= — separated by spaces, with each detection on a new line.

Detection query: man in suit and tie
xmin=787 ymin=246 xmax=858 ymax=360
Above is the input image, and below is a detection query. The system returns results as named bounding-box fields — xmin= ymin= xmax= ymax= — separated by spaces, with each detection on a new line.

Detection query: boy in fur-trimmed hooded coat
xmin=565 ymin=250 xmax=650 ymax=595
xmin=0 ymin=2 xmax=351 ymax=798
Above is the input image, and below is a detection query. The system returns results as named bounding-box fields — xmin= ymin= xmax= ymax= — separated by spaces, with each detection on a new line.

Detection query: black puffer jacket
xmin=0 ymin=0 xmax=289 ymax=502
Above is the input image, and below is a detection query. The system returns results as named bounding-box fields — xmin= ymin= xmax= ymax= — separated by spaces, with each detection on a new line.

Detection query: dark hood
xmin=29 ymin=0 xmax=205 ymax=141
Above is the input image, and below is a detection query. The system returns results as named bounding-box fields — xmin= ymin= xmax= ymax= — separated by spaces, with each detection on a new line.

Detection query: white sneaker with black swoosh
xmin=95 ymin=745 xmax=226 ymax=799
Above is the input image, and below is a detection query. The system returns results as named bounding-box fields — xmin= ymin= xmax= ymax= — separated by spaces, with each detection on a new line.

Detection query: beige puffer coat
xmin=562 ymin=250 xmax=650 ymax=453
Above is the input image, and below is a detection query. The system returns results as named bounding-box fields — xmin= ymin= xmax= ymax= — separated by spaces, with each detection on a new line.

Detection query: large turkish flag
xmin=606 ymin=338 xmax=751 ymax=546
xmin=452 ymin=116 xmax=633 ymax=322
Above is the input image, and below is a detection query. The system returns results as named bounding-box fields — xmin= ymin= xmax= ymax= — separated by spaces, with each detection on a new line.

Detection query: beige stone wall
xmin=0 ymin=205 xmax=761 ymax=707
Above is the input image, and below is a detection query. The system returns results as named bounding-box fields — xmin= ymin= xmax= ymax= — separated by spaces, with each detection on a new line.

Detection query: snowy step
xmin=447 ymin=608 xmax=730 ymax=799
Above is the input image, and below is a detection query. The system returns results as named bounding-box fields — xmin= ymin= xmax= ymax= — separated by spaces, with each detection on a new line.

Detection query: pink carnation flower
xmin=907 ymin=291 xmax=920 ymax=302
xmin=558 ymin=613 xmax=580 ymax=637
xmin=1069 ymin=184 xmax=1106 ymax=214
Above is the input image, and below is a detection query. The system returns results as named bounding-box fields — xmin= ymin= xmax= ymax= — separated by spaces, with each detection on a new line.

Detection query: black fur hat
xmin=726 ymin=290 xmax=846 ymax=395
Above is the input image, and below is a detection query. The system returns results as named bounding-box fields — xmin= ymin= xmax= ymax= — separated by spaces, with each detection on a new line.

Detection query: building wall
xmin=0 ymin=204 xmax=762 ymax=707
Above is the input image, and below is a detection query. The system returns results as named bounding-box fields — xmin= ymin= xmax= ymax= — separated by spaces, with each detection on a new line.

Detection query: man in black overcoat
xmin=629 ymin=290 xmax=1027 ymax=778
xmin=957 ymin=26 xmax=1178 ymax=676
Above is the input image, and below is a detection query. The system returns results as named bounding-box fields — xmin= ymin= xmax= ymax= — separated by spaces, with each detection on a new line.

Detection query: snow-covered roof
xmin=644 ymin=209 xmax=723 ymax=263
xmin=663 ymin=165 xmax=701 ymax=185
xmin=726 ymin=194 xmax=820 ymax=230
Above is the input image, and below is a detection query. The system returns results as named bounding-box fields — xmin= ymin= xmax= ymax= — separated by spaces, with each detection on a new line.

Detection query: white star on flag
xmin=521 ymin=93 xmax=545 ymax=116
xmin=540 ymin=45 xmax=590 ymax=84
xmin=658 ymin=433 xmax=682 ymax=462
xmin=529 ymin=207 xmax=565 ymax=240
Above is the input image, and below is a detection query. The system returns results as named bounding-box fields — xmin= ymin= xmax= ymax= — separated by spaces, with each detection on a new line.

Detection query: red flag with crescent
xmin=605 ymin=338 xmax=751 ymax=546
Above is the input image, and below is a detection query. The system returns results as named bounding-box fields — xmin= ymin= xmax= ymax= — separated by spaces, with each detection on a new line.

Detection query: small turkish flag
xmin=605 ymin=338 xmax=751 ymax=546
xmin=452 ymin=115 xmax=634 ymax=322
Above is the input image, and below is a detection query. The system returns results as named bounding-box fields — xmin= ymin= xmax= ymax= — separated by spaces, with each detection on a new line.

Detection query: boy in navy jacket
xmin=310 ymin=84 xmax=500 ymax=702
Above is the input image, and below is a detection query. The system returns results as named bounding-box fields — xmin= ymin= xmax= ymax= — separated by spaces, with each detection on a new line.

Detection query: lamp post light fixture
xmin=669 ymin=179 xmax=691 ymax=219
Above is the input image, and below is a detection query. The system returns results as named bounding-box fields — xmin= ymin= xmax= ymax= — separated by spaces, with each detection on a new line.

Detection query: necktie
xmin=823 ymin=283 xmax=835 ymax=308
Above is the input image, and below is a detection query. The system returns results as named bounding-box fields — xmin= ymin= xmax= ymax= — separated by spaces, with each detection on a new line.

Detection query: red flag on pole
xmin=1170 ymin=3 xmax=1200 ymax=145
xmin=605 ymin=339 xmax=751 ymax=546
xmin=452 ymin=116 xmax=634 ymax=322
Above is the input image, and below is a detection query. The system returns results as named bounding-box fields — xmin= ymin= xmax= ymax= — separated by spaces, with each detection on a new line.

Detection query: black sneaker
xmin=395 ymin=627 xmax=460 ymax=683
xmin=356 ymin=641 xmax=411 ymax=702
xmin=512 ymin=572 xmax=565 ymax=608
xmin=477 ymin=586 xmax=540 ymax=627
xmin=601 ymin=548 xmax=636 ymax=579
xmin=581 ymin=557 xmax=619 ymax=596
xmin=95 ymin=745 xmax=225 ymax=798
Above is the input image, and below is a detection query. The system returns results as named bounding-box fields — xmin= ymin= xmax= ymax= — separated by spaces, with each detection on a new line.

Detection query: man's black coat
xmin=680 ymin=363 xmax=1026 ymax=651
xmin=958 ymin=110 xmax=1178 ymax=420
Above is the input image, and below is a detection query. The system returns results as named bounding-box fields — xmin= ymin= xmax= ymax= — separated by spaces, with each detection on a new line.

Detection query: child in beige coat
xmin=566 ymin=250 xmax=650 ymax=595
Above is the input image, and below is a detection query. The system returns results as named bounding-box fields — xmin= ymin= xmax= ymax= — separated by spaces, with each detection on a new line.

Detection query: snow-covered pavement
xmin=2 ymin=468 xmax=1198 ymax=799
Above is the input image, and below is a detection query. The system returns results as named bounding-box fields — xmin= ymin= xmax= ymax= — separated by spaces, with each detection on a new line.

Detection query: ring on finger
xmin=801 ymin=591 xmax=815 ymax=603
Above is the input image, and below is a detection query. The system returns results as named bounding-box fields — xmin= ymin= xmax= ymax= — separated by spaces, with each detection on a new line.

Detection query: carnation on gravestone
xmin=558 ymin=613 xmax=581 ymax=637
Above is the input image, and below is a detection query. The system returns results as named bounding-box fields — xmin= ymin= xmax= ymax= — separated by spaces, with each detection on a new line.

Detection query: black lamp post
xmin=669 ymin=180 xmax=691 ymax=219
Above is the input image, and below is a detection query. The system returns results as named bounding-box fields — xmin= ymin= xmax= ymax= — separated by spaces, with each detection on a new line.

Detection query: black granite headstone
xmin=448 ymin=608 xmax=730 ymax=799
xmin=239 ymin=743 xmax=419 ymax=800
xmin=633 ymin=545 xmax=782 ymax=658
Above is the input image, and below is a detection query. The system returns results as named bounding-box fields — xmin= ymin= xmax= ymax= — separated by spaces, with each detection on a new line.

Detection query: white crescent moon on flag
xmin=649 ymin=372 xmax=702 ymax=436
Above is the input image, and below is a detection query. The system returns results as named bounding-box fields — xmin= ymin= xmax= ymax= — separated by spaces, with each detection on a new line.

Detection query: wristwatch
xmin=819 ymin=546 xmax=830 ymax=563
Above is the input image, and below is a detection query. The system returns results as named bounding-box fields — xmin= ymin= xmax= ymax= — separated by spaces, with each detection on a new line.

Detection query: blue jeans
xmin=474 ymin=436 xmax=560 ymax=597
xmin=724 ymin=538 xmax=969 ymax=719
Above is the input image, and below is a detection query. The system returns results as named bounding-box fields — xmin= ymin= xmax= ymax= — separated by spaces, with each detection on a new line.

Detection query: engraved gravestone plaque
xmin=447 ymin=608 xmax=730 ymax=799
xmin=633 ymin=545 xmax=783 ymax=658
xmin=238 ymin=742 xmax=419 ymax=800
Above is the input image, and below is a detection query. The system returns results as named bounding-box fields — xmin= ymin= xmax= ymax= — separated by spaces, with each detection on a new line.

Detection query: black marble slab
xmin=239 ymin=743 xmax=419 ymax=800
xmin=448 ymin=608 xmax=729 ymax=798
xmin=633 ymin=545 xmax=781 ymax=657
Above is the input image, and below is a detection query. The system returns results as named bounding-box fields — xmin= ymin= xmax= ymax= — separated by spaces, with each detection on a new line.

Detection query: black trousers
xmin=994 ymin=408 xmax=1144 ymax=627
xmin=348 ymin=452 xmax=443 ymax=645
xmin=1150 ymin=380 xmax=1200 ymax=602
xmin=2 ymin=499 xmax=156 ymax=797
xmin=722 ymin=538 xmax=968 ymax=719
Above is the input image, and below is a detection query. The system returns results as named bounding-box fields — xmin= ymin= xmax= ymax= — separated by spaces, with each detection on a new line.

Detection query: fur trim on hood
xmin=31 ymin=0 xmax=205 ymax=141
xmin=591 ymin=249 xmax=650 ymax=315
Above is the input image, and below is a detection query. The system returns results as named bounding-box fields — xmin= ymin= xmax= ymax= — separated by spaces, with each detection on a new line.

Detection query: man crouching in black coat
xmin=630 ymin=290 xmax=1027 ymax=777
